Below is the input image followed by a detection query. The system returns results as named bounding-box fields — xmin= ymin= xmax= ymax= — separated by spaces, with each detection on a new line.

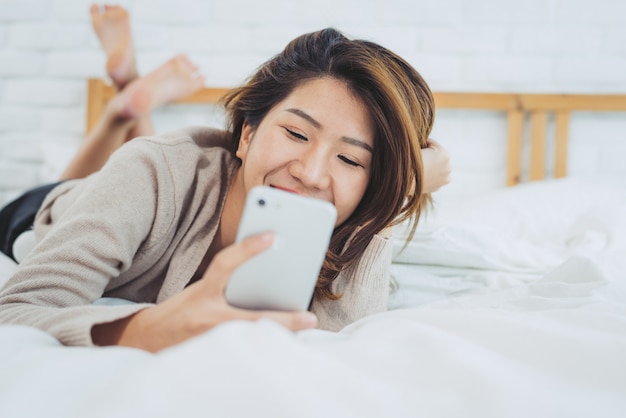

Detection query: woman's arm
xmin=92 ymin=233 xmax=318 ymax=352
xmin=311 ymin=233 xmax=392 ymax=331
xmin=0 ymin=140 xmax=164 ymax=346
xmin=162 ymin=125 xmax=230 ymax=148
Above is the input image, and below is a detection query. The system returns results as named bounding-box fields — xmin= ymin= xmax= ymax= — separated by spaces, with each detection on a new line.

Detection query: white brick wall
xmin=0 ymin=0 xmax=625 ymax=206
xmin=0 ymin=51 xmax=44 ymax=76
xmin=10 ymin=23 xmax=90 ymax=49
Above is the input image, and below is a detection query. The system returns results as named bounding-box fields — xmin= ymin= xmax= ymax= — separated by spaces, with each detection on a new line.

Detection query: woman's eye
xmin=338 ymin=155 xmax=361 ymax=167
xmin=285 ymin=128 xmax=307 ymax=141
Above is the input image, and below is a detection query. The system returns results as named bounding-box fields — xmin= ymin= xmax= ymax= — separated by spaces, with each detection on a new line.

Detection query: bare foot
xmin=109 ymin=54 xmax=205 ymax=120
xmin=90 ymin=3 xmax=138 ymax=89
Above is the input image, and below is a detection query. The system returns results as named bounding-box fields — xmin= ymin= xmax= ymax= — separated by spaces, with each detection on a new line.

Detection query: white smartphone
xmin=225 ymin=186 xmax=337 ymax=311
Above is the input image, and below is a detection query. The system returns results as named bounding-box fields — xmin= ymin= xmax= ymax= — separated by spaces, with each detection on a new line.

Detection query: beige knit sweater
xmin=0 ymin=127 xmax=392 ymax=347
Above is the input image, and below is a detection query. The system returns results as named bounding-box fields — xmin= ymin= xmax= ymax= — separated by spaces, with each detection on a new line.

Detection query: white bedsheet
xmin=1 ymin=178 xmax=625 ymax=418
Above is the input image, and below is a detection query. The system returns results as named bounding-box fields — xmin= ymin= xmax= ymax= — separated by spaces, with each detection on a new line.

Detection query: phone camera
xmin=258 ymin=199 xmax=266 ymax=207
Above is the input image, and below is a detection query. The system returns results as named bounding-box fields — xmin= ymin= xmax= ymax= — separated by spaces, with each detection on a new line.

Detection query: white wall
xmin=1 ymin=0 xmax=625 ymax=204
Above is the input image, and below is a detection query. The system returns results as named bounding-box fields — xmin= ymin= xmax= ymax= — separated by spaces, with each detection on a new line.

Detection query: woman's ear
xmin=235 ymin=121 xmax=254 ymax=160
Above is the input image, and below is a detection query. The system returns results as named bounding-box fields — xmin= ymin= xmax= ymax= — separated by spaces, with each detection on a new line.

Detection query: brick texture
xmin=0 ymin=0 xmax=625 ymax=205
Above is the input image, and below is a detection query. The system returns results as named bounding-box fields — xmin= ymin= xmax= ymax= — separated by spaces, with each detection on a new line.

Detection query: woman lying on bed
xmin=0 ymin=13 xmax=449 ymax=352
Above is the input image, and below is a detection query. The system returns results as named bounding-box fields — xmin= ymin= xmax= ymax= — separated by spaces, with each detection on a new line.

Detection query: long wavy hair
xmin=223 ymin=28 xmax=435 ymax=301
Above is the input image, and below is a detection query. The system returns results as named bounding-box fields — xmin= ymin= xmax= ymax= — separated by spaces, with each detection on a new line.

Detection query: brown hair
xmin=223 ymin=28 xmax=434 ymax=300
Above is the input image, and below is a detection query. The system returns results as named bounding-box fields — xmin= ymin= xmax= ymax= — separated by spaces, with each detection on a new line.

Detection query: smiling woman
xmin=223 ymin=29 xmax=436 ymax=302
xmin=0 ymin=27 xmax=439 ymax=352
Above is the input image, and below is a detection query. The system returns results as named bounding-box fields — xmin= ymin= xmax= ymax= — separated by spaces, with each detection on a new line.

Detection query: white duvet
xmin=1 ymin=178 xmax=625 ymax=418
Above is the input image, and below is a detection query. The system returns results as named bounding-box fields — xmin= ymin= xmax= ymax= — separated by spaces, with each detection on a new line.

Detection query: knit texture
xmin=0 ymin=126 xmax=391 ymax=346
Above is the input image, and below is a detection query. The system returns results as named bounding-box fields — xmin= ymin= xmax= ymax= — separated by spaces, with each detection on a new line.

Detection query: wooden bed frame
xmin=86 ymin=78 xmax=626 ymax=186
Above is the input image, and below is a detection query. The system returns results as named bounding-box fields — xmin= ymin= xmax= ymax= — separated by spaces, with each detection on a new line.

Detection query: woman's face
xmin=235 ymin=77 xmax=374 ymax=226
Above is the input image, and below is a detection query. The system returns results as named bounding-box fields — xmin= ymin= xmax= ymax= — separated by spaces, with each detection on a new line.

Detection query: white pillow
xmin=393 ymin=178 xmax=626 ymax=270
xmin=428 ymin=178 xmax=625 ymax=243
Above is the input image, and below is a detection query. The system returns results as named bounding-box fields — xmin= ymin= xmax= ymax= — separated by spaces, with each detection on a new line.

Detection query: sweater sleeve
xmin=0 ymin=139 xmax=172 ymax=346
xmin=311 ymin=234 xmax=392 ymax=332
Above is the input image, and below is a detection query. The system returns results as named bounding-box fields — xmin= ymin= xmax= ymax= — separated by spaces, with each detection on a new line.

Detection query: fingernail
xmin=258 ymin=232 xmax=274 ymax=244
xmin=300 ymin=313 xmax=318 ymax=328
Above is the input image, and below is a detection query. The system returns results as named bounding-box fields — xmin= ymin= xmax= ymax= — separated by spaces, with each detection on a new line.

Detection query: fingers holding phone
xmin=103 ymin=234 xmax=317 ymax=352
xmin=225 ymin=186 xmax=336 ymax=312
xmin=197 ymin=232 xmax=275 ymax=296
xmin=198 ymin=232 xmax=319 ymax=327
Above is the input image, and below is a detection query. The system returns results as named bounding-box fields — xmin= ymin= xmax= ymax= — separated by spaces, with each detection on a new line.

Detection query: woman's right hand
xmin=91 ymin=233 xmax=318 ymax=353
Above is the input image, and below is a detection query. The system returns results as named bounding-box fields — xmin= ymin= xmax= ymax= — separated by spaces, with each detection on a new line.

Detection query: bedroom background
xmin=0 ymin=0 xmax=625 ymax=207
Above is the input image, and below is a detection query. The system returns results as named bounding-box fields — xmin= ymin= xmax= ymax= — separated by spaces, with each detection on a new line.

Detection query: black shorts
xmin=0 ymin=182 xmax=63 ymax=262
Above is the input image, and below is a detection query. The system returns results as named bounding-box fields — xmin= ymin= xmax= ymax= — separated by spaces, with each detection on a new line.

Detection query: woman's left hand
xmin=422 ymin=138 xmax=451 ymax=193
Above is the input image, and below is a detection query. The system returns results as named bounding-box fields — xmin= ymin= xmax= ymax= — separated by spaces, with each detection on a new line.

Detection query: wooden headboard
xmin=87 ymin=78 xmax=626 ymax=186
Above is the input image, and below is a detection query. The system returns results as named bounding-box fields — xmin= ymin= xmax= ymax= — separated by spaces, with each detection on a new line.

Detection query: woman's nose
xmin=290 ymin=147 xmax=331 ymax=190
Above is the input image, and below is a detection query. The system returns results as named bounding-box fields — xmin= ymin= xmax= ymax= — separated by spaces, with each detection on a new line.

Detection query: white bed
xmin=1 ymin=85 xmax=626 ymax=417
xmin=1 ymin=177 xmax=625 ymax=418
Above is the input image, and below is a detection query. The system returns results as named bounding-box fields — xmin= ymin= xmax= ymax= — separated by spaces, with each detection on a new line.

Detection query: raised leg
xmin=61 ymin=55 xmax=205 ymax=180
xmin=90 ymin=3 xmax=154 ymax=138
xmin=90 ymin=3 xmax=137 ymax=89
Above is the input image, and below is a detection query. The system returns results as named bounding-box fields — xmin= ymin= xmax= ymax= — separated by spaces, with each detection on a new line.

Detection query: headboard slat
xmin=86 ymin=79 xmax=109 ymax=135
xmin=529 ymin=112 xmax=548 ymax=181
xmin=554 ymin=111 xmax=570 ymax=178
xmin=506 ymin=110 xmax=524 ymax=186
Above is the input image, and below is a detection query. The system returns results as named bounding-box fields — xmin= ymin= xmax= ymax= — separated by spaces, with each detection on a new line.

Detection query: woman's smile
xmin=269 ymin=184 xmax=299 ymax=194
